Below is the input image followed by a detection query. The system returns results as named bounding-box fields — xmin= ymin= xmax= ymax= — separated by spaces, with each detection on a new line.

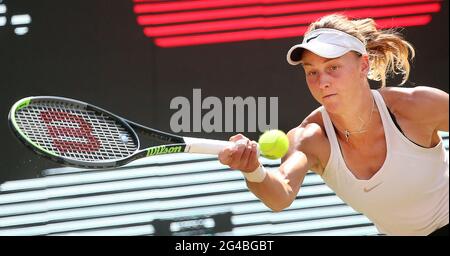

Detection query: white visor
xmin=287 ymin=28 xmax=367 ymax=65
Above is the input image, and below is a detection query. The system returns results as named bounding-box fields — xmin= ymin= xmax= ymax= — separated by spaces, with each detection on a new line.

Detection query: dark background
xmin=1 ymin=0 xmax=448 ymax=183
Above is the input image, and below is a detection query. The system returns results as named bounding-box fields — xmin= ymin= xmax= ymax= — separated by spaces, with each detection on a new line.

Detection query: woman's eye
xmin=307 ymin=71 xmax=317 ymax=76
xmin=329 ymin=65 xmax=339 ymax=71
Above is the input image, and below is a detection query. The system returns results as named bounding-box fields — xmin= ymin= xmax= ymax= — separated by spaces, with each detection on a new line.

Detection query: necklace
xmin=336 ymin=97 xmax=376 ymax=142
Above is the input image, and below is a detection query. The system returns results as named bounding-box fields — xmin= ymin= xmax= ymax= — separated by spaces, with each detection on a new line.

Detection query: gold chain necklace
xmin=336 ymin=98 xmax=375 ymax=142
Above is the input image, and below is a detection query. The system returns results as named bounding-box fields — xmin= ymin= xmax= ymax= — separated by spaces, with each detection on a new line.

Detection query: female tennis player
xmin=218 ymin=14 xmax=448 ymax=236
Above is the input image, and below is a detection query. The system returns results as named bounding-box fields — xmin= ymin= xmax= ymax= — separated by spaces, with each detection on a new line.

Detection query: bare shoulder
xmin=287 ymin=107 xmax=325 ymax=143
xmin=286 ymin=108 xmax=330 ymax=174
xmin=379 ymin=86 xmax=449 ymax=132
xmin=379 ymin=86 xmax=448 ymax=115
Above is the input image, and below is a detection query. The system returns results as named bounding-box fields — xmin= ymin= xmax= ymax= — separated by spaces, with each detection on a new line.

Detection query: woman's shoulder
xmin=287 ymin=107 xmax=330 ymax=173
xmin=378 ymin=86 xmax=413 ymax=112
xmin=378 ymin=86 xmax=447 ymax=117
xmin=287 ymin=107 xmax=329 ymax=155
xmin=290 ymin=107 xmax=325 ymax=138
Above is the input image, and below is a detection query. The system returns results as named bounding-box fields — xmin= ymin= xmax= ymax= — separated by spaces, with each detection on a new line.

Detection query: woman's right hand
xmin=218 ymin=134 xmax=261 ymax=173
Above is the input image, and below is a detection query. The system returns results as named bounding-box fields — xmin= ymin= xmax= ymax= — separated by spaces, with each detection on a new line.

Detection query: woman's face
xmin=300 ymin=50 xmax=368 ymax=114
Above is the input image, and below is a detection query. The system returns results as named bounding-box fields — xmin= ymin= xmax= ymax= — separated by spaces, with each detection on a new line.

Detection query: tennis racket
xmin=8 ymin=96 xmax=251 ymax=169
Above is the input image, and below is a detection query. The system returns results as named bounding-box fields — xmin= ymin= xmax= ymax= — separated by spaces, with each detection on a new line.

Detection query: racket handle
xmin=183 ymin=137 xmax=235 ymax=155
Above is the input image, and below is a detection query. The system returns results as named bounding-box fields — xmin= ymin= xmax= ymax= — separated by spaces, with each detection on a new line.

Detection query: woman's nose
xmin=318 ymin=74 xmax=331 ymax=89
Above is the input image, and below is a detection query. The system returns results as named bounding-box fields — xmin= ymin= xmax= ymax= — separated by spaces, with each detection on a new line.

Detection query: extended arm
xmin=219 ymin=124 xmax=323 ymax=212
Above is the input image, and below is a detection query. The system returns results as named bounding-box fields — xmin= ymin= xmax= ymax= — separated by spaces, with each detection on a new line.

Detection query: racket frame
xmin=8 ymin=96 xmax=184 ymax=168
xmin=8 ymin=96 xmax=236 ymax=169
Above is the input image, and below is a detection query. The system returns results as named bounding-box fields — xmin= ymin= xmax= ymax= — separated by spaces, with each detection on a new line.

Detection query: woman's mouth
xmin=323 ymin=94 xmax=336 ymax=99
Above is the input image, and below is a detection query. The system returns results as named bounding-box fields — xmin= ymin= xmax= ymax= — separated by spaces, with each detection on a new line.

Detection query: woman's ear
xmin=360 ymin=54 xmax=370 ymax=77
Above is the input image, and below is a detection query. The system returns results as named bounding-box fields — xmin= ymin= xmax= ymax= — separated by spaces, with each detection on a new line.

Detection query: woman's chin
xmin=322 ymin=101 xmax=342 ymax=115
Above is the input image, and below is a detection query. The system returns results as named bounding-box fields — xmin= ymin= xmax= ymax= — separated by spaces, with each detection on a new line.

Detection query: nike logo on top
xmin=306 ymin=34 xmax=320 ymax=43
xmin=363 ymin=182 xmax=383 ymax=192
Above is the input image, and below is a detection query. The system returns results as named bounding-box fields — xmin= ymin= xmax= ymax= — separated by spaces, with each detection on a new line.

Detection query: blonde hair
xmin=307 ymin=14 xmax=415 ymax=87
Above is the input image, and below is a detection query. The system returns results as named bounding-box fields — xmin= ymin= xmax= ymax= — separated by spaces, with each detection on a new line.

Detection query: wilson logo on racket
xmin=146 ymin=145 xmax=184 ymax=156
xmin=40 ymin=110 xmax=101 ymax=153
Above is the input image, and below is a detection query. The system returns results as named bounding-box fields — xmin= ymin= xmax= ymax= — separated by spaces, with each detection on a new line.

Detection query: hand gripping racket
xmin=8 ymin=96 xmax=240 ymax=169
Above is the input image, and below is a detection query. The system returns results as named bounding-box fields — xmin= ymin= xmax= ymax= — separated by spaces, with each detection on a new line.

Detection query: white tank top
xmin=320 ymin=89 xmax=449 ymax=235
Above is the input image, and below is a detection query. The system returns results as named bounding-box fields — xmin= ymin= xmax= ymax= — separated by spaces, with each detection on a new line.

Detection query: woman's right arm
xmin=218 ymin=123 xmax=323 ymax=212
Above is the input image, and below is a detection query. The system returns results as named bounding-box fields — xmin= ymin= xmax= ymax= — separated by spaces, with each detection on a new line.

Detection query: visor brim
xmin=287 ymin=42 xmax=351 ymax=65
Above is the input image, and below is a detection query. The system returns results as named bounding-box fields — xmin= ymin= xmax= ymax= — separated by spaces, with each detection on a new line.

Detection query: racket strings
xmin=14 ymin=101 xmax=138 ymax=162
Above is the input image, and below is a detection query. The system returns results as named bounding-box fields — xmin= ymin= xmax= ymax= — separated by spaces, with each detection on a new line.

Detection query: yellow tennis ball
xmin=258 ymin=129 xmax=289 ymax=159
